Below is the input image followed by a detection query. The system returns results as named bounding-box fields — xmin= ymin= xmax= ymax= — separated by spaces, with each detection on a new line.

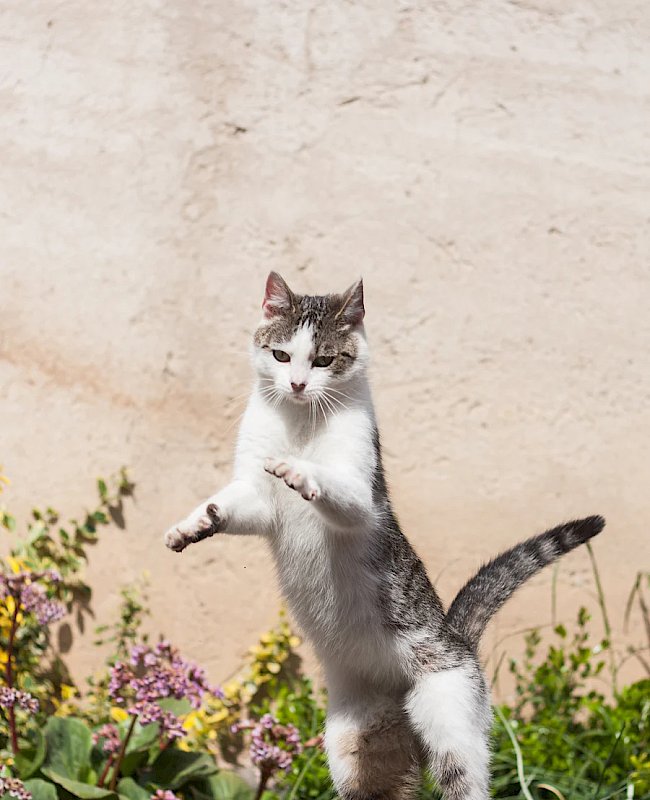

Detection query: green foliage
xmin=43 ymin=718 xmax=94 ymax=782
xmin=0 ymin=469 xmax=135 ymax=722
xmin=1 ymin=467 xmax=648 ymax=800
xmin=94 ymin=577 xmax=151 ymax=665
xmin=490 ymin=608 xmax=649 ymax=800
xmin=7 ymin=714 xmax=239 ymax=800
xmin=0 ymin=469 xmax=258 ymax=800
xmin=253 ymin=678 xmax=333 ymax=800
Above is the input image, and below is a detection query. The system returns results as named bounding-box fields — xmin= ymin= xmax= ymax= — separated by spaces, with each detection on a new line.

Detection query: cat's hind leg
xmin=405 ymin=663 xmax=491 ymax=800
xmin=325 ymin=692 xmax=420 ymax=800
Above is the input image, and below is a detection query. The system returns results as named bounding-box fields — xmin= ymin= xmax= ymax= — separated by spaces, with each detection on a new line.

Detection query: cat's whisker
xmin=316 ymin=394 xmax=329 ymax=429
xmin=308 ymin=396 xmax=316 ymax=438
xmin=257 ymin=386 xmax=281 ymax=398
xmin=221 ymin=408 xmax=249 ymax=436
xmin=224 ymin=384 xmax=264 ymax=405
xmin=319 ymin=392 xmax=338 ymax=417
xmin=322 ymin=387 xmax=346 ymax=411
xmin=321 ymin=390 xmax=345 ymax=411
xmin=268 ymin=389 xmax=285 ymax=411
xmin=323 ymin=386 xmax=356 ymax=402
xmin=226 ymin=378 xmax=279 ymax=407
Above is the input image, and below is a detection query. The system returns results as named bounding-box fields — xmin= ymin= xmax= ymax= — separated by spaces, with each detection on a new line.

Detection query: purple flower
xmin=0 ymin=769 xmax=31 ymax=800
xmin=159 ymin=711 xmax=185 ymax=740
xmin=0 ymin=571 xmax=65 ymax=626
xmin=0 ymin=687 xmax=39 ymax=714
xmin=93 ymin=723 xmax=122 ymax=755
xmin=234 ymin=713 xmax=302 ymax=775
xmin=128 ymin=700 xmax=162 ymax=725
xmin=107 ymin=641 xmax=216 ymax=741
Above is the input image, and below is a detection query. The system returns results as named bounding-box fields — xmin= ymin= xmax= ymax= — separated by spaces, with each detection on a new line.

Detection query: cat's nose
xmin=291 ymin=382 xmax=306 ymax=393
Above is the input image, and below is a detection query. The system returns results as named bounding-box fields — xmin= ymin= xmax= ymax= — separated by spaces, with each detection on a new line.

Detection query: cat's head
xmin=252 ymin=272 xmax=368 ymax=406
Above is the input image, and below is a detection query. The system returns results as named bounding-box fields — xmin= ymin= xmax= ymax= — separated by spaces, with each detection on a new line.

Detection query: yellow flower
xmin=1 ymin=596 xmax=24 ymax=626
xmin=206 ymin=707 xmax=230 ymax=724
xmin=7 ymin=557 xmax=26 ymax=574
xmin=222 ymin=680 xmax=240 ymax=698
xmin=110 ymin=707 xmax=129 ymax=723
xmin=182 ymin=711 xmax=199 ymax=731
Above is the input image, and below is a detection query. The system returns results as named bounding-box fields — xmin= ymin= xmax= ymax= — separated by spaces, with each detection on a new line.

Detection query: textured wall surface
xmin=1 ymin=0 xmax=649 ymax=697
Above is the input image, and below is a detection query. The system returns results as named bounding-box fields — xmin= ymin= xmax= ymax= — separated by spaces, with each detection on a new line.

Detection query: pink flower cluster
xmin=0 ymin=769 xmax=31 ymax=800
xmin=233 ymin=713 xmax=302 ymax=774
xmin=0 ymin=570 xmax=65 ymax=626
xmin=150 ymin=791 xmax=181 ymax=800
xmin=108 ymin=641 xmax=216 ymax=740
xmin=92 ymin=723 xmax=122 ymax=755
xmin=0 ymin=687 xmax=39 ymax=715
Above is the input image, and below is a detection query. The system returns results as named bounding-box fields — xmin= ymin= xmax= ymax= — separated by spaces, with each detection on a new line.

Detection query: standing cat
xmin=164 ymin=272 xmax=605 ymax=800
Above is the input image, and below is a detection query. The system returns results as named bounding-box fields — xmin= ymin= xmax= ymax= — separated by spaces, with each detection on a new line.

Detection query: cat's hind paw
xmin=164 ymin=503 xmax=222 ymax=552
xmin=264 ymin=457 xmax=321 ymax=501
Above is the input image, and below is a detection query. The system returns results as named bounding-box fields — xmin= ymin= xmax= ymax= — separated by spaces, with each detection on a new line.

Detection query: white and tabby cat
xmin=164 ymin=273 xmax=604 ymax=800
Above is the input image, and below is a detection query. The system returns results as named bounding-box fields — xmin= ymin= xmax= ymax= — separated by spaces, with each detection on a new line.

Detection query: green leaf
xmin=40 ymin=768 xmax=118 ymax=800
xmin=44 ymin=718 xmax=93 ymax=781
xmin=191 ymin=773 xmax=254 ymax=800
xmin=149 ymin=749 xmax=217 ymax=789
xmin=1 ymin=511 xmax=16 ymax=530
xmin=23 ymin=779 xmax=58 ymax=800
xmin=124 ymin=719 xmax=161 ymax=754
xmin=157 ymin=697 xmax=192 ymax=717
xmin=117 ymin=778 xmax=151 ymax=800
xmin=16 ymin=728 xmax=47 ymax=779
xmin=118 ymin=750 xmax=150 ymax=779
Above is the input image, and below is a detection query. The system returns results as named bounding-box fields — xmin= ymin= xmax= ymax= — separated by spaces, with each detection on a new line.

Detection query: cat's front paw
xmin=164 ymin=502 xmax=222 ymax=553
xmin=264 ymin=457 xmax=321 ymax=501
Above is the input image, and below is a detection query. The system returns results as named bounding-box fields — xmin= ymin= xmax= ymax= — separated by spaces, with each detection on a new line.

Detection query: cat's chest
xmin=271 ymin=511 xmax=378 ymax=619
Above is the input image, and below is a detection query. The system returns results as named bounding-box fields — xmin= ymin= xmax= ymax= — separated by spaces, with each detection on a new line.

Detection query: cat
xmin=164 ymin=272 xmax=605 ymax=800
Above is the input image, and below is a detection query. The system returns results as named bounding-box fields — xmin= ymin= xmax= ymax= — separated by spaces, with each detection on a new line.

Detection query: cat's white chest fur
xmin=232 ymin=387 xmax=398 ymax=679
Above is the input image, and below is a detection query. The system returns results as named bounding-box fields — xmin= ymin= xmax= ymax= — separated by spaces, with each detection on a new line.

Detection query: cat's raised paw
xmin=264 ymin=457 xmax=321 ymax=501
xmin=164 ymin=503 xmax=222 ymax=552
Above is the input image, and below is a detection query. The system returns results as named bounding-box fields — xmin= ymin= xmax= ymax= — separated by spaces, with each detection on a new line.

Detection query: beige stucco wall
xmin=1 ymin=0 xmax=649 ymax=698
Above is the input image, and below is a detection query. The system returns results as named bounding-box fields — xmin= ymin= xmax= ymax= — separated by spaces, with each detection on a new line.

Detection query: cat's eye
xmin=273 ymin=349 xmax=290 ymax=363
xmin=312 ymin=355 xmax=334 ymax=368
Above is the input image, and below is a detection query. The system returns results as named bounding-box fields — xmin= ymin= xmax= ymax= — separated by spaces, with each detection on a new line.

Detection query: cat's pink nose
xmin=291 ymin=382 xmax=306 ymax=393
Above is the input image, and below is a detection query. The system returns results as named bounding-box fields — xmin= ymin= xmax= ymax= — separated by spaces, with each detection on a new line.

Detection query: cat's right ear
xmin=262 ymin=272 xmax=294 ymax=318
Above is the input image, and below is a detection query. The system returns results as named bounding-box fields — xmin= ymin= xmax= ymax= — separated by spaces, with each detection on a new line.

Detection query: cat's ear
xmin=336 ymin=279 xmax=365 ymax=327
xmin=262 ymin=272 xmax=294 ymax=318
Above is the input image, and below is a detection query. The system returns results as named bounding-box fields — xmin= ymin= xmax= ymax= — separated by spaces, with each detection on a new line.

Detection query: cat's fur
xmin=164 ymin=273 xmax=605 ymax=800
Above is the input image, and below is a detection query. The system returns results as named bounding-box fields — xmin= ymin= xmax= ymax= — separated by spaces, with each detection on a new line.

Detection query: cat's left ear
xmin=336 ymin=279 xmax=365 ymax=327
xmin=263 ymin=271 xmax=295 ymax=318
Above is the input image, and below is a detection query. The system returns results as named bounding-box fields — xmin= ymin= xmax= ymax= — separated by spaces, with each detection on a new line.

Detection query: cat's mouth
xmin=289 ymin=392 xmax=310 ymax=405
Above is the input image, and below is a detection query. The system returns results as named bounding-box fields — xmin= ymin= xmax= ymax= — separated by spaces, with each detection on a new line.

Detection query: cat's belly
xmin=269 ymin=511 xmax=407 ymax=684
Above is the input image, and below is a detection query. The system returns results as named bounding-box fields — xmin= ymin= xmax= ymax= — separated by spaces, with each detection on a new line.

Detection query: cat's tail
xmin=445 ymin=515 xmax=606 ymax=647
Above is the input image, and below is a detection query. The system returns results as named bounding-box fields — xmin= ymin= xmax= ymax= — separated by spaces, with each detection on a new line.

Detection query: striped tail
xmin=445 ymin=515 xmax=606 ymax=647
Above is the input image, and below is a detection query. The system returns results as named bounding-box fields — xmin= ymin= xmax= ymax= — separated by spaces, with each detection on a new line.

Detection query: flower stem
xmin=254 ymin=767 xmax=272 ymax=800
xmin=109 ymin=714 xmax=137 ymax=791
xmin=6 ymin=601 xmax=20 ymax=754
xmin=96 ymin=755 xmax=114 ymax=789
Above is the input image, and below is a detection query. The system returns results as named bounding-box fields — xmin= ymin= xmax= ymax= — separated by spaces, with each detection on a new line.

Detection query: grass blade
xmin=495 ymin=706 xmax=535 ymax=800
